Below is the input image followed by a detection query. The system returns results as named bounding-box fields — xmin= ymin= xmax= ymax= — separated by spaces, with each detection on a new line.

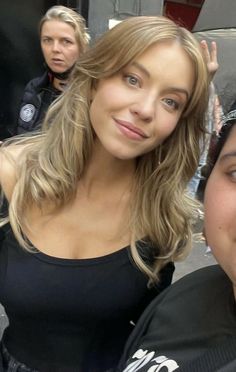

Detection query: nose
xmin=130 ymin=93 xmax=155 ymax=123
xmin=51 ymin=41 xmax=61 ymax=52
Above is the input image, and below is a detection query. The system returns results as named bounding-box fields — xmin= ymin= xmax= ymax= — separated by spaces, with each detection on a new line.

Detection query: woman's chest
xmin=24 ymin=198 xmax=131 ymax=259
xmin=0 ymin=234 xmax=150 ymax=322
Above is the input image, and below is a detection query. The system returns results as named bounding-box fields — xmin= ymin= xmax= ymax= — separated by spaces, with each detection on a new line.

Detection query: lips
xmin=51 ymin=58 xmax=64 ymax=64
xmin=114 ymin=119 xmax=148 ymax=139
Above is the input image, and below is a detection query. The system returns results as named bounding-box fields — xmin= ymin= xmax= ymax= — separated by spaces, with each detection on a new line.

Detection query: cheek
xmin=204 ymin=210 xmax=220 ymax=248
xmin=204 ymin=177 xmax=221 ymax=243
xmin=153 ymin=115 xmax=180 ymax=143
xmin=73 ymin=46 xmax=80 ymax=59
xmin=90 ymin=87 xmax=119 ymax=115
xmin=205 ymin=183 xmax=222 ymax=229
xmin=204 ymin=181 xmax=236 ymax=247
xmin=67 ymin=48 xmax=80 ymax=63
xmin=89 ymin=94 xmax=105 ymax=132
xmin=41 ymin=46 xmax=49 ymax=60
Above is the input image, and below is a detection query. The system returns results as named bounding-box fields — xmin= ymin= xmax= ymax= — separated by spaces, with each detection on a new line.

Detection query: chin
xmin=49 ymin=65 xmax=67 ymax=74
xmin=110 ymin=150 xmax=139 ymax=160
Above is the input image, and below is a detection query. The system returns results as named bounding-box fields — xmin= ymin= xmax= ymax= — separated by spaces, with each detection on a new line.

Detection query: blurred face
xmin=204 ymin=125 xmax=236 ymax=298
xmin=41 ymin=19 xmax=80 ymax=73
xmin=89 ymin=41 xmax=194 ymax=160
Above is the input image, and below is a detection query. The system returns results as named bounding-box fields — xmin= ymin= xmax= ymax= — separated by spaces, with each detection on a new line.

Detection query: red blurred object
xmin=187 ymin=0 xmax=203 ymax=4
xmin=164 ymin=1 xmax=204 ymax=30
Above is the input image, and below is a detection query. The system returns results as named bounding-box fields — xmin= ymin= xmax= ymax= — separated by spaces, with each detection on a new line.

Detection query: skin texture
xmin=40 ymin=19 xmax=80 ymax=74
xmin=90 ymin=41 xmax=194 ymax=161
xmin=204 ymin=125 xmax=236 ymax=299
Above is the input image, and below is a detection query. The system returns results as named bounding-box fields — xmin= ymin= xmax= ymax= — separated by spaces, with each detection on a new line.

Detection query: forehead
xmin=41 ymin=19 xmax=75 ymax=37
xmin=133 ymin=41 xmax=193 ymax=70
xmin=130 ymin=41 xmax=194 ymax=94
xmin=219 ymin=125 xmax=236 ymax=154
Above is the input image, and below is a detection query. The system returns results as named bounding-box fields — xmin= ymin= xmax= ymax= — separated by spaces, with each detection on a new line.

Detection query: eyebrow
xmin=219 ymin=151 xmax=236 ymax=162
xmin=163 ymin=87 xmax=189 ymax=100
xmin=131 ymin=62 xmax=151 ymax=78
xmin=131 ymin=61 xmax=190 ymax=100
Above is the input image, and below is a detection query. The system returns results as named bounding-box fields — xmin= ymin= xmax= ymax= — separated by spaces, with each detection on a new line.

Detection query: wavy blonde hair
xmin=39 ymin=5 xmax=90 ymax=52
xmin=1 ymin=16 xmax=209 ymax=283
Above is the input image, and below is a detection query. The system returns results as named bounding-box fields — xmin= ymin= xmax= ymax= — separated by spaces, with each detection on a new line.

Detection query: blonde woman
xmin=0 ymin=16 xmax=209 ymax=371
xmin=16 ymin=5 xmax=90 ymax=134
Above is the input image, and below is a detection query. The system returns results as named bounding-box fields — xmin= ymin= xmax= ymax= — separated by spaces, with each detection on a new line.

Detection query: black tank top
xmin=0 ymin=224 xmax=174 ymax=371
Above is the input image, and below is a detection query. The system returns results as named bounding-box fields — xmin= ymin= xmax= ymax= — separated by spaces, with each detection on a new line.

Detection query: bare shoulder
xmin=0 ymin=144 xmax=26 ymax=200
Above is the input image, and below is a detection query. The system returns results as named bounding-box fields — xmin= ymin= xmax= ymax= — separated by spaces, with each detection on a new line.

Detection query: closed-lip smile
xmin=114 ymin=118 xmax=149 ymax=140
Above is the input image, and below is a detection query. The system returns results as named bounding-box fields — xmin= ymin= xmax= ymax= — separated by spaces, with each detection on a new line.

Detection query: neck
xmin=52 ymin=77 xmax=68 ymax=92
xmin=81 ymin=140 xmax=136 ymax=197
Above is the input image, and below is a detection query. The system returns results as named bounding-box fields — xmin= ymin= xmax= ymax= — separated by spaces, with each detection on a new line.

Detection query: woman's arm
xmin=0 ymin=145 xmax=22 ymax=201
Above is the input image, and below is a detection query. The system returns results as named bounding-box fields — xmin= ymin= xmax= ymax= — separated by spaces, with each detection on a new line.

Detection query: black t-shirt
xmin=117 ymin=265 xmax=236 ymax=372
xmin=0 ymin=224 xmax=174 ymax=372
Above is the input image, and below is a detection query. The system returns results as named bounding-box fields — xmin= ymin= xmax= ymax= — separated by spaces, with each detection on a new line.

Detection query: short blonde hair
xmin=39 ymin=5 xmax=90 ymax=53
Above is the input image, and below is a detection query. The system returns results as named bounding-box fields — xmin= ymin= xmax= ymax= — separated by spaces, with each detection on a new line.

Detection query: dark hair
xmin=205 ymin=103 xmax=236 ymax=182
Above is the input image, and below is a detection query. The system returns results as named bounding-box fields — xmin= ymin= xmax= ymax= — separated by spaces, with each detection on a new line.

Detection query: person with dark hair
xmin=117 ymin=105 xmax=236 ymax=372
xmin=16 ymin=5 xmax=90 ymax=134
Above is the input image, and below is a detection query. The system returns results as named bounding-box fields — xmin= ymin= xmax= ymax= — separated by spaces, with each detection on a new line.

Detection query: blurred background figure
xmin=188 ymin=82 xmax=224 ymax=200
xmin=187 ymin=40 xmax=224 ymax=200
xmin=16 ymin=5 xmax=90 ymax=134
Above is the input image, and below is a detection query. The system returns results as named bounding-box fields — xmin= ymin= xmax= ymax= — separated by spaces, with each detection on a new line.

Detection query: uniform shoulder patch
xmin=19 ymin=104 xmax=36 ymax=122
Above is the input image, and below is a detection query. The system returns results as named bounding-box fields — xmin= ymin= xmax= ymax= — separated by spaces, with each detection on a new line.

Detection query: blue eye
xmin=163 ymin=98 xmax=179 ymax=110
xmin=124 ymin=74 xmax=140 ymax=87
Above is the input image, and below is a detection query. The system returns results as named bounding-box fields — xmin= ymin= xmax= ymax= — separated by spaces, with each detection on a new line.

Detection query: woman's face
xmin=89 ymin=41 xmax=195 ymax=160
xmin=205 ymin=125 xmax=236 ymax=296
xmin=41 ymin=19 xmax=80 ymax=73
